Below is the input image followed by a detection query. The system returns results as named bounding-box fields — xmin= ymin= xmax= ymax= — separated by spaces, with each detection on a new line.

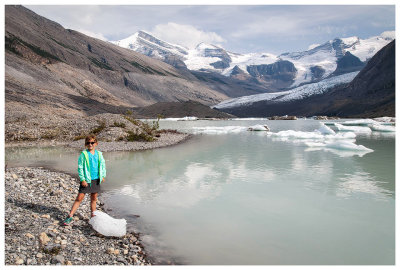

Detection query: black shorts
xmin=78 ymin=179 xmax=101 ymax=194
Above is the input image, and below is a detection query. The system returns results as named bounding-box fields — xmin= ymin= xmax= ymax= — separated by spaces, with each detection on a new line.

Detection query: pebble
xmin=51 ymin=255 xmax=65 ymax=265
xmin=39 ymin=233 xmax=50 ymax=246
xmin=25 ymin=233 xmax=34 ymax=239
xmin=15 ymin=258 xmax=24 ymax=265
xmin=5 ymin=167 xmax=152 ymax=265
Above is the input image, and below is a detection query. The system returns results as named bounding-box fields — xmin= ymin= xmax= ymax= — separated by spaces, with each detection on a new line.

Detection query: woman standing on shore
xmin=63 ymin=134 xmax=106 ymax=225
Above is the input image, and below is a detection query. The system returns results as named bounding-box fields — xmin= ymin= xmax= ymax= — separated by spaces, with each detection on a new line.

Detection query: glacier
xmin=214 ymin=71 xmax=359 ymax=109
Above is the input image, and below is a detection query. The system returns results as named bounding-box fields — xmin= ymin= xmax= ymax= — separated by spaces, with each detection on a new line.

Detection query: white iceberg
xmin=270 ymin=130 xmax=355 ymax=140
xmin=89 ymin=211 xmax=127 ymax=237
xmin=231 ymin=118 xmax=270 ymax=121
xmin=324 ymin=141 xmax=373 ymax=152
xmin=369 ymin=124 xmax=396 ymax=132
xmin=271 ymin=130 xmax=325 ymax=139
xmin=248 ymin=125 xmax=270 ymax=131
xmin=179 ymin=116 xmax=198 ymax=121
xmin=373 ymin=116 xmax=395 ymax=123
xmin=325 ymin=132 xmax=357 ymax=139
xmin=334 ymin=123 xmax=372 ymax=133
xmin=304 ymin=142 xmax=327 ymax=147
xmin=304 ymin=140 xmax=374 ymax=157
xmin=341 ymin=119 xmax=377 ymax=126
xmin=162 ymin=116 xmax=198 ymax=121
xmin=315 ymin=123 xmax=336 ymax=135
xmin=192 ymin=126 xmax=247 ymax=134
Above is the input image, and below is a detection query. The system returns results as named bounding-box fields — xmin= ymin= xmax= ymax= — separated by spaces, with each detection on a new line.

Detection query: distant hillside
xmin=5 ymin=5 xmax=227 ymax=122
xmin=131 ymin=100 xmax=234 ymax=119
xmin=216 ymin=40 xmax=395 ymax=118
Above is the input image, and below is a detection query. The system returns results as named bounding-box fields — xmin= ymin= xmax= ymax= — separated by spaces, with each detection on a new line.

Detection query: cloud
xmin=149 ymin=22 xmax=226 ymax=48
xmin=231 ymin=15 xmax=306 ymax=39
xmin=77 ymin=29 xmax=108 ymax=41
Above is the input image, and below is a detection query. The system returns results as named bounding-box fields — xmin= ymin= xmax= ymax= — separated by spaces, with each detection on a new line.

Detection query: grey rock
xmin=51 ymin=255 xmax=65 ymax=265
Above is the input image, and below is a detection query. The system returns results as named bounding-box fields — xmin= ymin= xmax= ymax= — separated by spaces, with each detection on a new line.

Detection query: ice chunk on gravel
xmin=89 ymin=211 xmax=126 ymax=237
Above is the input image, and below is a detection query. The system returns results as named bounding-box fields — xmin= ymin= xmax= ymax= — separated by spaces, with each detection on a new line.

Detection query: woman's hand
xmin=81 ymin=180 xmax=88 ymax=187
xmin=102 ymin=178 xmax=105 ymax=183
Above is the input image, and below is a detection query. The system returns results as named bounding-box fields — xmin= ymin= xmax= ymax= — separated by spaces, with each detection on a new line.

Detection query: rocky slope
xmin=5 ymin=6 xmax=227 ymax=122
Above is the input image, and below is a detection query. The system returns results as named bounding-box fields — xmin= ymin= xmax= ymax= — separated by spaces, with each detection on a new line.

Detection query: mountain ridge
xmin=214 ymin=40 xmax=395 ymax=118
xmin=111 ymin=30 xmax=394 ymax=92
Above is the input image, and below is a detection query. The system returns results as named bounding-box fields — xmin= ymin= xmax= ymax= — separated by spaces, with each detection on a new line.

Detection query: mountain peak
xmin=195 ymin=42 xmax=221 ymax=51
xmin=113 ymin=29 xmax=394 ymax=90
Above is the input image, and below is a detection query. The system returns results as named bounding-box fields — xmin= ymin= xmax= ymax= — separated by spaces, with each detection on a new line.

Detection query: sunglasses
xmin=86 ymin=142 xmax=96 ymax=145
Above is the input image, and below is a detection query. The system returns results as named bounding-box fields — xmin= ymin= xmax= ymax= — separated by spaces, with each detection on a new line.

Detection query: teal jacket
xmin=78 ymin=150 xmax=106 ymax=184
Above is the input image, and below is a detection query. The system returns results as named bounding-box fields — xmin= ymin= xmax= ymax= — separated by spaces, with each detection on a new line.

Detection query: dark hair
xmin=85 ymin=134 xmax=98 ymax=145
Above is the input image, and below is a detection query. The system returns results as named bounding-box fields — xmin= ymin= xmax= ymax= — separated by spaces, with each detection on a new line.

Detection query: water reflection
xmin=336 ymin=172 xmax=393 ymax=201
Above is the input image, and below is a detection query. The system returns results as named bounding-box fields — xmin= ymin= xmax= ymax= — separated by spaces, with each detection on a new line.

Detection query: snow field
xmin=214 ymin=71 xmax=359 ymax=109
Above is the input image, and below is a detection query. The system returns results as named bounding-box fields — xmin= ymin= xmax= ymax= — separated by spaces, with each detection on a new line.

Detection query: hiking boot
xmin=63 ymin=216 xmax=73 ymax=226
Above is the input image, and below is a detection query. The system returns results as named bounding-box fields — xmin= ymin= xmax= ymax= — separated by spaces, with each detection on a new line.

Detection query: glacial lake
xmin=5 ymin=119 xmax=395 ymax=265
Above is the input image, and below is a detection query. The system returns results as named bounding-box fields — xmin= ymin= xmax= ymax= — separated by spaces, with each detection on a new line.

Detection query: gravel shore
xmin=5 ymin=131 xmax=192 ymax=265
xmin=5 ymin=132 xmax=192 ymax=152
xmin=5 ymin=167 xmax=151 ymax=265
xmin=69 ymin=132 xmax=192 ymax=152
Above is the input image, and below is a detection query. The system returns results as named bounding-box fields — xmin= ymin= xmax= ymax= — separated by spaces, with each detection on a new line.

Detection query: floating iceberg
xmin=192 ymin=126 xmax=247 ymax=134
xmin=324 ymin=141 xmax=373 ymax=152
xmin=334 ymin=123 xmax=372 ymax=133
xmin=369 ymin=124 xmax=396 ymax=132
xmin=304 ymin=140 xmax=373 ymax=157
xmin=179 ymin=116 xmax=198 ymax=121
xmin=162 ymin=116 xmax=198 ymax=121
xmin=248 ymin=125 xmax=270 ymax=131
xmin=341 ymin=119 xmax=377 ymax=126
xmin=231 ymin=118 xmax=270 ymax=121
xmin=271 ymin=130 xmax=325 ymax=139
xmin=270 ymin=129 xmax=355 ymax=140
xmin=89 ymin=211 xmax=127 ymax=237
xmin=315 ymin=123 xmax=336 ymax=135
xmin=373 ymin=117 xmax=395 ymax=123
xmin=325 ymin=132 xmax=357 ymax=139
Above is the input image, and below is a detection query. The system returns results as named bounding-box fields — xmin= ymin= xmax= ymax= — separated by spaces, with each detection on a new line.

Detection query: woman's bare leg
xmin=69 ymin=193 xmax=85 ymax=217
xmin=90 ymin=193 xmax=98 ymax=217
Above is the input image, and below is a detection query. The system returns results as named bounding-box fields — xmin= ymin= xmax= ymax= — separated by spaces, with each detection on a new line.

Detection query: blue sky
xmin=25 ymin=4 xmax=395 ymax=55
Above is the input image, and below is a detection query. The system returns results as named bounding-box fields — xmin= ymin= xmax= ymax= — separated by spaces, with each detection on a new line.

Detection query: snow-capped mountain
xmin=278 ymin=31 xmax=395 ymax=87
xmin=214 ymin=40 xmax=395 ymax=118
xmin=110 ymin=30 xmax=188 ymax=60
xmin=111 ymin=31 xmax=394 ymax=90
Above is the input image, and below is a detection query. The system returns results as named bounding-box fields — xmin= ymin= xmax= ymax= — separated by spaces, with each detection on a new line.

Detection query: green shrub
xmin=124 ymin=116 xmax=140 ymax=126
xmin=126 ymin=131 xmax=155 ymax=142
xmin=112 ymin=121 xmax=126 ymax=128
xmin=91 ymin=121 xmax=106 ymax=134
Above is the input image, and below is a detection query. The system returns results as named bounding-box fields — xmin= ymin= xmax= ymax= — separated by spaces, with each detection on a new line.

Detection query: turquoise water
xmin=5 ymin=119 xmax=395 ymax=265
